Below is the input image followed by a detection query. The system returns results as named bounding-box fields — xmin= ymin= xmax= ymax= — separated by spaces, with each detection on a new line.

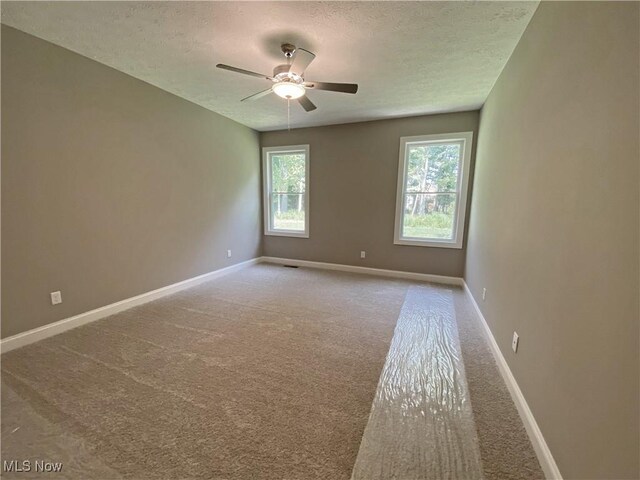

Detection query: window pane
xmin=406 ymin=143 xmax=461 ymax=193
xmin=271 ymin=153 xmax=306 ymax=193
xmin=271 ymin=193 xmax=305 ymax=231
xmin=402 ymin=193 xmax=457 ymax=240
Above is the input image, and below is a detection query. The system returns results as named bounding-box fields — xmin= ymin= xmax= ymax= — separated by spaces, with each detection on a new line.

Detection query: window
xmin=263 ymin=145 xmax=309 ymax=238
xmin=394 ymin=132 xmax=473 ymax=248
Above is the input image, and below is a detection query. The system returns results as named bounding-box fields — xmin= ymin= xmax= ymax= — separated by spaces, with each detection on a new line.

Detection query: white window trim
xmin=263 ymin=144 xmax=310 ymax=238
xmin=394 ymin=132 xmax=473 ymax=249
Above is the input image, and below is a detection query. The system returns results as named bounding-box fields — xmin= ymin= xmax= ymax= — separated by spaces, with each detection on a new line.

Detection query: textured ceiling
xmin=1 ymin=1 xmax=538 ymax=131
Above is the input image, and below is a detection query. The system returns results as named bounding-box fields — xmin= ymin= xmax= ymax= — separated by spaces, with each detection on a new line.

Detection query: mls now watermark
xmin=3 ymin=459 xmax=63 ymax=473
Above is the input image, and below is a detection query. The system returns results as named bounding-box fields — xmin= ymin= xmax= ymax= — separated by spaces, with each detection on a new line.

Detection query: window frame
xmin=393 ymin=132 xmax=473 ymax=249
xmin=262 ymin=144 xmax=310 ymax=238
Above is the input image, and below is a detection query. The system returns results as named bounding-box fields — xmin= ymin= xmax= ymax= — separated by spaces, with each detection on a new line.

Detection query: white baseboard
xmin=261 ymin=256 xmax=464 ymax=286
xmin=2 ymin=256 xmax=458 ymax=353
xmin=0 ymin=257 xmax=261 ymax=354
xmin=462 ymin=282 xmax=562 ymax=480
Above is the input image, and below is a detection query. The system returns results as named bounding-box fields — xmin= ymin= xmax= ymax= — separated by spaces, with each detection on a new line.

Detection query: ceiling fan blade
xmin=297 ymin=95 xmax=317 ymax=112
xmin=304 ymin=81 xmax=358 ymax=94
xmin=289 ymin=48 xmax=316 ymax=75
xmin=217 ymin=64 xmax=272 ymax=80
xmin=241 ymin=88 xmax=273 ymax=102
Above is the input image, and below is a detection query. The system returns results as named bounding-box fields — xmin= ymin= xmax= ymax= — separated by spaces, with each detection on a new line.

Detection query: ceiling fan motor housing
xmin=273 ymin=64 xmax=293 ymax=77
xmin=273 ymin=64 xmax=304 ymax=84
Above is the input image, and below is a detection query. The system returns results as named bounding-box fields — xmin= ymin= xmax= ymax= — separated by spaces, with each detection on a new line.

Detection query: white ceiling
xmin=1 ymin=1 xmax=538 ymax=131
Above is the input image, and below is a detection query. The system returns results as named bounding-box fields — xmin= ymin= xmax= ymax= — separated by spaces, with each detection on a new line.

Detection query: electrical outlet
xmin=227 ymin=250 xmax=232 ymax=258
xmin=50 ymin=291 xmax=62 ymax=305
xmin=512 ymin=332 xmax=519 ymax=353
xmin=482 ymin=288 xmax=487 ymax=301
xmin=360 ymin=251 xmax=366 ymax=259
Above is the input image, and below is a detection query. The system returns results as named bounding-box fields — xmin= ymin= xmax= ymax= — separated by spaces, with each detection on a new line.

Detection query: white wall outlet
xmin=360 ymin=251 xmax=366 ymax=259
xmin=227 ymin=250 xmax=232 ymax=258
xmin=482 ymin=288 xmax=487 ymax=301
xmin=512 ymin=331 xmax=519 ymax=353
xmin=50 ymin=291 xmax=62 ymax=305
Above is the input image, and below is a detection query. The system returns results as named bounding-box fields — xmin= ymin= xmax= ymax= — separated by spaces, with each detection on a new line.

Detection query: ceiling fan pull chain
xmin=287 ymin=98 xmax=291 ymax=131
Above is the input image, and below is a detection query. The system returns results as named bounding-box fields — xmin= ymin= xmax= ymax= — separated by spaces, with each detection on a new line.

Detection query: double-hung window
xmin=394 ymin=132 xmax=473 ymax=248
xmin=263 ymin=145 xmax=310 ymax=238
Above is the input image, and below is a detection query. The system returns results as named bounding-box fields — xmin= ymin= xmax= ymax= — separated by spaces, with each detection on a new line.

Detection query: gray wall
xmin=465 ymin=2 xmax=639 ymax=478
xmin=1 ymin=26 xmax=262 ymax=338
xmin=260 ymin=112 xmax=479 ymax=277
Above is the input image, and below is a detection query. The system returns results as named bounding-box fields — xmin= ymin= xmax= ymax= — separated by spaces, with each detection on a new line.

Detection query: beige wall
xmin=465 ymin=2 xmax=639 ymax=478
xmin=260 ymin=112 xmax=479 ymax=277
xmin=1 ymin=26 xmax=262 ymax=338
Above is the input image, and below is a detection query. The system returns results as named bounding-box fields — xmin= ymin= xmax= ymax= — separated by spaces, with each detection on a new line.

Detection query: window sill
xmin=265 ymin=230 xmax=309 ymax=239
xmin=394 ymin=238 xmax=462 ymax=249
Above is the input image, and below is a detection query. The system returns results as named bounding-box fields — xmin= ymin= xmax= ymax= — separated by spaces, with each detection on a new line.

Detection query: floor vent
xmin=283 ymin=265 xmax=299 ymax=268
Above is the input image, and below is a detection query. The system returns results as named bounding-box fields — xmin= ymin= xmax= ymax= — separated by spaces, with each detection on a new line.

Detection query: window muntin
xmin=263 ymin=145 xmax=309 ymax=237
xmin=394 ymin=133 xmax=472 ymax=248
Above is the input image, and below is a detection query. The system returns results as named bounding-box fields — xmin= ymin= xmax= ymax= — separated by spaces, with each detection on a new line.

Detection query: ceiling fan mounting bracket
xmin=281 ymin=43 xmax=296 ymax=58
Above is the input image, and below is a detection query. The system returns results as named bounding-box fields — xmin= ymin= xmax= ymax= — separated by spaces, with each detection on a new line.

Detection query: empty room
xmin=1 ymin=1 xmax=638 ymax=479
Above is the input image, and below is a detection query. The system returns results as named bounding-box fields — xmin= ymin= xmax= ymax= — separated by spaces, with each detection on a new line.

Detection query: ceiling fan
xmin=216 ymin=43 xmax=358 ymax=112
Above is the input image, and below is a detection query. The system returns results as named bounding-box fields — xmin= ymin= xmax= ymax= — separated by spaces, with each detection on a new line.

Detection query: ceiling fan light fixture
xmin=216 ymin=43 xmax=358 ymax=112
xmin=272 ymin=81 xmax=305 ymax=99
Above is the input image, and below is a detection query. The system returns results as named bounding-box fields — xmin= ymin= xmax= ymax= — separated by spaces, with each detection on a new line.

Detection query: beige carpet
xmin=1 ymin=264 xmax=544 ymax=479
xmin=453 ymin=289 xmax=545 ymax=480
xmin=1 ymin=264 xmax=410 ymax=479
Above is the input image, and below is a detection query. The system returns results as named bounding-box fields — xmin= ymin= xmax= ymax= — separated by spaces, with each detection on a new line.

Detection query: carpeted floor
xmin=1 ymin=264 xmax=544 ymax=479
xmin=1 ymin=265 xmax=409 ymax=479
xmin=453 ymin=289 xmax=544 ymax=480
